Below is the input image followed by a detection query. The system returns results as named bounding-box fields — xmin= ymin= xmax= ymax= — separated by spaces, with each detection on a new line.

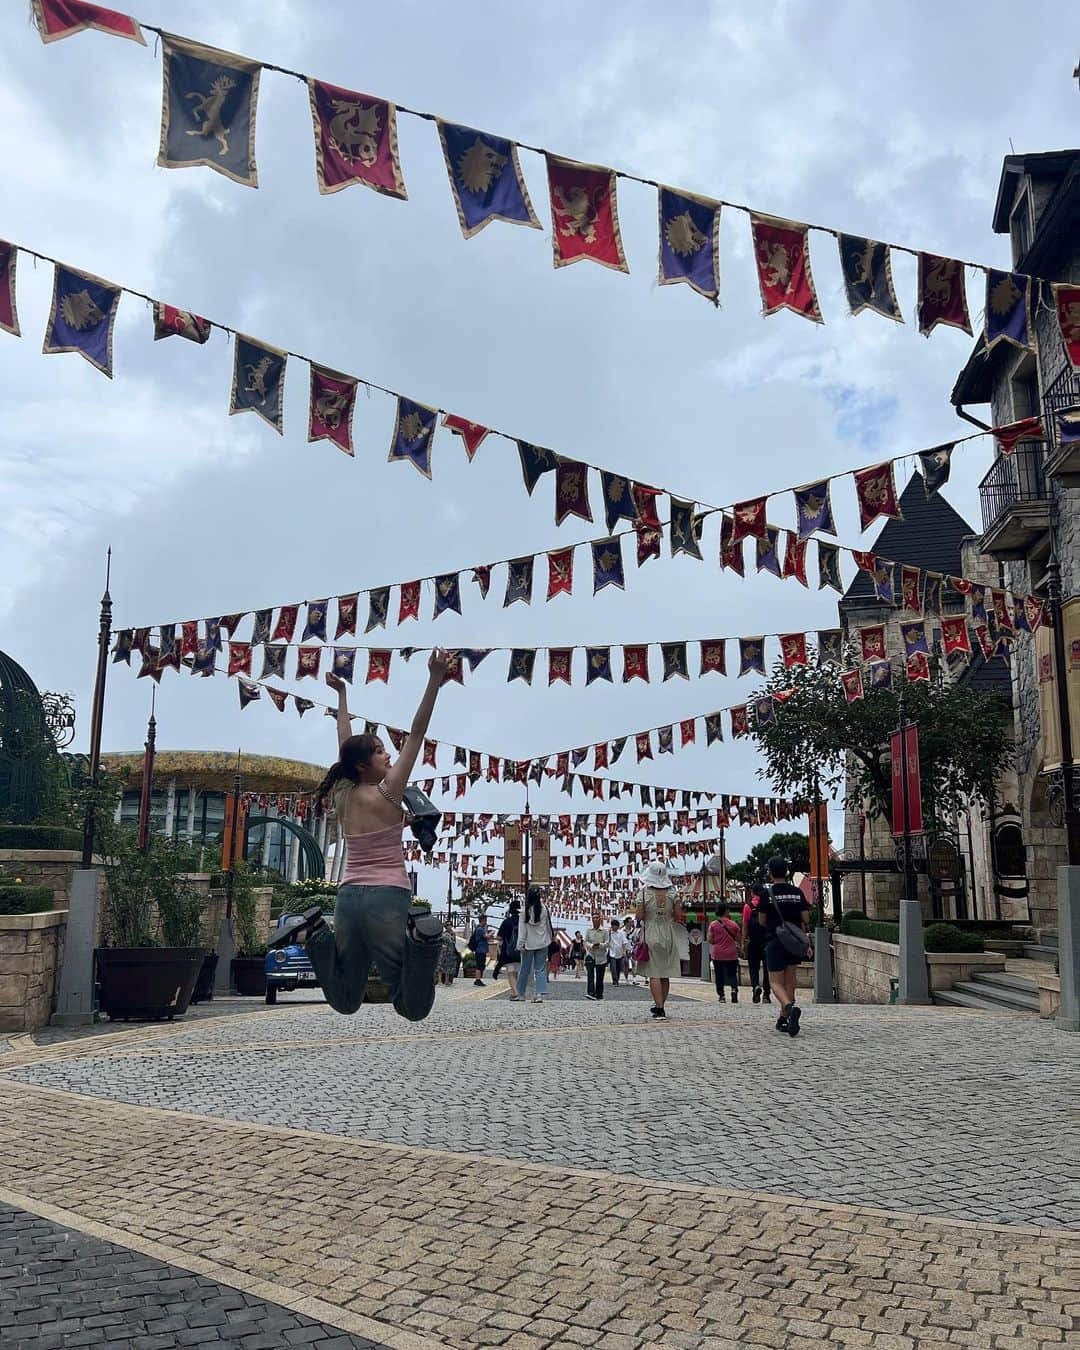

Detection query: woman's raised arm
xmin=383 ymin=649 xmax=450 ymax=800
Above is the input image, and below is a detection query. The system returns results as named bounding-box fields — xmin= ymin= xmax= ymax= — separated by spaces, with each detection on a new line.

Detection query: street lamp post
xmin=1045 ymin=548 xmax=1080 ymax=866
xmin=81 ymin=549 xmax=112 ymax=868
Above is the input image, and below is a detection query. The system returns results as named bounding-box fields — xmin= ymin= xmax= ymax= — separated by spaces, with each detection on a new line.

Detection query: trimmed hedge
xmin=0 ymin=825 xmax=82 ymax=851
xmin=0 ymin=884 xmax=56 ymax=915
xmin=924 ymin=922 xmax=984 ymax=954
xmin=840 ymin=916 xmax=899 ymax=944
xmin=840 ymin=915 xmax=985 ymax=953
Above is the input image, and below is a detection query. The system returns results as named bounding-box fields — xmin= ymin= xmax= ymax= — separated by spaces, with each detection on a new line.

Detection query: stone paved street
xmin=1 ymin=1203 xmax=386 ymax=1349
xmin=0 ymin=985 xmax=1077 ymax=1348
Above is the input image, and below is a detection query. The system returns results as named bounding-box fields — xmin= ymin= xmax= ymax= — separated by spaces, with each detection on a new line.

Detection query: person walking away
xmin=608 ymin=919 xmax=630 ymax=986
xmin=516 ymin=885 xmax=554 ymax=1003
xmin=468 ymin=913 xmax=490 ymax=987
xmin=569 ymin=932 xmax=586 ymax=977
xmin=497 ymin=900 xmax=522 ymax=1000
xmin=634 ymin=862 xmax=684 ymax=1019
xmin=584 ymin=913 xmax=608 ymax=1001
xmin=268 ymin=652 xmax=451 ymax=1022
xmin=763 ymin=856 xmax=811 ymax=1036
xmin=623 ymin=916 xmax=638 ymax=984
xmin=547 ymin=939 xmax=562 ymax=980
xmin=742 ymin=884 xmax=772 ymax=1004
xmin=707 ymin=903 xmax=741 ymax=1002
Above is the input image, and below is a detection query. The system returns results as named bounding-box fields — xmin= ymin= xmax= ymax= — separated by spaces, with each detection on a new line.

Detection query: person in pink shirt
xmin=268 ymin=652 xmax=452 ymax=1022
xmin=707 ymin=903 xmax=742 ymax=1003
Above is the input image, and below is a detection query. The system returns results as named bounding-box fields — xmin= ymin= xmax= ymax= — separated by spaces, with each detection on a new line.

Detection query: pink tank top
xmin=341 ymin=822 xmax=409 ymax=890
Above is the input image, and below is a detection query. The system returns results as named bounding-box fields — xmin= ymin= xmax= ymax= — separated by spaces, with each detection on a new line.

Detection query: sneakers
xmin=408 ymin=906 xmax=444 ymax=944
xmin=717 ymin=993 xmax=726 ymax=1003
xmin=752 ymin=986 xmax=762 ymax=1004
xmin=266 ymin=907 xmax=323 ymax=949
xmin=586 ymin=993 xmax=597 ymax=1001
xmin=786 ymin=1003 xmax=802 ymax=1037
xmin=775 ymin=1016 xmax=789 ymax=1032
xmin=650 ymin=1006 xmax=666 ymax=1019
xmin=473 ymin=978 xmax=485 ymax=987
xmin=731 ymin=990 xmax=739 ymax=1004
xmin=763 ymin=991 xmax=772 ymax=1004
xmin=532 ymin=995 xmax=544 ymax=1004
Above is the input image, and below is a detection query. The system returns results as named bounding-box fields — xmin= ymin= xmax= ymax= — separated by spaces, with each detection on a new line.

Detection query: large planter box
xmin=231 ymin=955 xmax=266 ymax=997
xmin=0 ymin=909 xmax=67 ymax=1033
xmin=96 ymin=947 xmax=205 ymax=1021
xmin=833 ymin=934 xmax=1006 ymax=1004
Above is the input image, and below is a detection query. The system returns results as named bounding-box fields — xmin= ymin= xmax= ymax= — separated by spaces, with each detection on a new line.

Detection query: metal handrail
xmin=978 ymin=441 xmax=1048 ymax=533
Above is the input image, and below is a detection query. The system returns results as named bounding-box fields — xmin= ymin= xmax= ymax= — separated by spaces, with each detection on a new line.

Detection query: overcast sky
xmin=1 ymin=0 xmax=1075 ymax=897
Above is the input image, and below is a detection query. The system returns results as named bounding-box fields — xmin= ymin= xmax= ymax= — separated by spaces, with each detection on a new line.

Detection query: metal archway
xmin=245 ymin=815 xmax=325 ymax=880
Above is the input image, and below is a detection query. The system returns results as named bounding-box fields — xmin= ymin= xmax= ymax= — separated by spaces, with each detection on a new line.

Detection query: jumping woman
xmin=269 ymin=649 xmax=451 ymax=1022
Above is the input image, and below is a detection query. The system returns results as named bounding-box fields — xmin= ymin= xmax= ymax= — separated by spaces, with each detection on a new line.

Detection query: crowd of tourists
xmin=460 ymin=855 xmax=812 ymax=1033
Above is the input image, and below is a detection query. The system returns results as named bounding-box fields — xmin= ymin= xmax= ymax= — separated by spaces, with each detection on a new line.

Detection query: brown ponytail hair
xmin=316 ymin=733 xmax=381 ymax=808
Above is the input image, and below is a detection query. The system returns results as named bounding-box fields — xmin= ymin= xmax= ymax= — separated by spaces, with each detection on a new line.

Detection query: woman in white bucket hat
xmin=634 ymin=861 xmax=685 ymax=1019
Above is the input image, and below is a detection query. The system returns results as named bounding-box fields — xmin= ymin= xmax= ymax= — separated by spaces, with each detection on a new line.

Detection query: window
xmin=1009 ymin=188 xmax=1033 ymax=263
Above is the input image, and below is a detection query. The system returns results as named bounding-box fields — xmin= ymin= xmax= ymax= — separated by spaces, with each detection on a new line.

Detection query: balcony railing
xmin=979 ymin=441 xmax=1047 ymax=534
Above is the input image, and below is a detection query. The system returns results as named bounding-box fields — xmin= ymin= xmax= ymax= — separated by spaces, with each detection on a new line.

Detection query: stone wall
xmin=0 ymin=911 xmax=67 ymax=1033
xmin=0 ymin=850 xmax=84 ymax=910
xmin=833 ymin=934 xmax=1006 ymax=1003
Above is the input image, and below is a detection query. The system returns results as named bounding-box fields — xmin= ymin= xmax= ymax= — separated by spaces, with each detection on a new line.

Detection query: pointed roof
xmin=840 ymin=475 xmax=977 ymax=609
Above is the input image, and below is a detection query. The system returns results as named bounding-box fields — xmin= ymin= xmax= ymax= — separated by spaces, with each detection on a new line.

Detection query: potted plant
xmin=229 ymin=862 xmax=267 ymax=996
xmin=95 ymin=816 xmax=206 ymax=1021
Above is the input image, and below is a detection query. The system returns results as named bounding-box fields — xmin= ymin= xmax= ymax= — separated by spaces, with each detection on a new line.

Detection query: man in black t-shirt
xmin=762 ymin=856 xmax=811 ymax=1037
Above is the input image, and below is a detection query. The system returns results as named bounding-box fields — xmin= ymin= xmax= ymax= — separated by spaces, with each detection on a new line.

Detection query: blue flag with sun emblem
xmin=389 ymin=397 xmax=438 ymax=478
xmin=437 ymin=121 xmax=541 ymax=239
xmin=985 ymin=269 xmax=1030 ymax=350
xmin=158 ymin=35 xmax=261 ymax=187
xmin=658 ymin=187 xmax=721 ymax=302
xmin=43 ymin=264 xmax=120 ymax=377
xmin=793 ymin=479 xmax=836 ymax=540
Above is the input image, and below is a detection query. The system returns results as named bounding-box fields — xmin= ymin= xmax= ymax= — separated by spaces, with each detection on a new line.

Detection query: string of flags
xmin=118 ymin=647 xmax=807 ymax=810
xmin=1 ymin=233 xmax=1064 ymax=578
xmin=27 ymin=1 xmax=1080 ymax=366
xmin=116 ymin=537 xmax=1045 ymax=685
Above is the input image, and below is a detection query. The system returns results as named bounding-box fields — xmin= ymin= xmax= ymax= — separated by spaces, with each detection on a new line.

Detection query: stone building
xmin=951 ymin=149 xmax=1080 ymax=936
xmin=838 ymin=475 xmax=1016 ymax=921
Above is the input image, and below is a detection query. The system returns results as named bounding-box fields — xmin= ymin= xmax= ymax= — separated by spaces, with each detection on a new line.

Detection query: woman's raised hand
xmin=325 ymin=672 xmax=346 ymax=694
xmin=428 ymin=648 xmax=450 ymax=684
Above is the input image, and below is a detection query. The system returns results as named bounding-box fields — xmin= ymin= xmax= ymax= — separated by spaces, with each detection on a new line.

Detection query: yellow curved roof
xmin=102 ymin=750 xmax=326 ymax=793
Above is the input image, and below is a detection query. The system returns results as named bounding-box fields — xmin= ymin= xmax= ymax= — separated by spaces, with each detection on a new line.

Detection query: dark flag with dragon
xmin=838 ymin=234 xmax=902 ymax=321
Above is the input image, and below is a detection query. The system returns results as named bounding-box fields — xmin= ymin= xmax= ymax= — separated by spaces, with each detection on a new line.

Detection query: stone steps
xmin=1022 ymin=944 xmax=1059 ymax=964
xmin=934 ymin=969 xmax=1040 ymax=1014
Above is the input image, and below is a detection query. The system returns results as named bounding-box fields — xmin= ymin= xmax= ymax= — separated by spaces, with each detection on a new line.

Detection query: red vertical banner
xmin=891 ymin=726 xmax=923 ymax=836
xmin=904 ymin=725 xmax=923 ymax=835
xmin=808 ymin=802 xmax=829 ymax=879
xmin=890 ymin=731 xmax=904 ymax=837
xmin=221 ymin=797 xmax=249 ymax=871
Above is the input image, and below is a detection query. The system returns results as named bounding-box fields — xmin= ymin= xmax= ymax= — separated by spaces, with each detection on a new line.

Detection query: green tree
xmin=748 ymin=654 xmax=1012 ymax=832
xmin=727 ymin=830 xmax=810 ymax=887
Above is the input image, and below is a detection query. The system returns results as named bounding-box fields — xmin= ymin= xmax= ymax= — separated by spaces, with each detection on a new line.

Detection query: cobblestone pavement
xmin=0 ymin=993 xmax=1077 ymax=1349
xmin=1 ymin=1202 xmax=386 ymax=1349
xmin=7 ymin=995 xmax=1078 ymax=1227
